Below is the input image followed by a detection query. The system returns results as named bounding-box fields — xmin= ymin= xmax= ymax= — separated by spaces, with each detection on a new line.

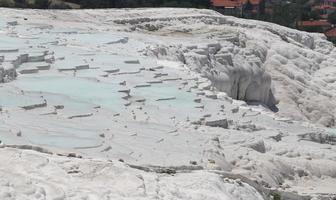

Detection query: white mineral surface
xmin=0 ymin=8 xmax=335 ymax=200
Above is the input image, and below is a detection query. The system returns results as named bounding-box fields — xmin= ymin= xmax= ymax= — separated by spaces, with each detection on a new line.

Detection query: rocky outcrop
xmin=298 ymin=132 xmax=336 ymax=145
xmin=0 ymin=65 xmax=17 ymax=83
xmin=146 ymin=41 xmax=278 ymax=108
xmin=205 ymin=119 xmax=229 ymax=129
xmin=138 ymin=10 xmax=336 ymax=126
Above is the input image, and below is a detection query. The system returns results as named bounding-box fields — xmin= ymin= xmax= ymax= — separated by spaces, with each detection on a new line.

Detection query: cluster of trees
xmin=71 ymin=0 xmax=210 ymax=9
xmin=328 ymin=11 xmax=336 ymax=24
xmin=0 ymin=0 xmax=15 ymax=7
xmin=257 ymin=0 xmax=336 ymax=29
xmin=0 ymin=0 xmax=211 ymax=9
xmin=248 ymin=0 xmax=312 ymax=28
xmin=0 ymin=0 xmax=50 ymax=8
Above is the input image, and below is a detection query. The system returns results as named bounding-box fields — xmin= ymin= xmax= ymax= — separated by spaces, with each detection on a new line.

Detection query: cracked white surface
xmin=0 ymin=8 xmax=336 ymax=199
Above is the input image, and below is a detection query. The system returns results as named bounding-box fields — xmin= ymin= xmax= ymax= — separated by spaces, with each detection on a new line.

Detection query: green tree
xmin=34 ymin=0 xmax=49 ymax=8
xmin=0 ymin=0 xmax=15 ymax=7
xmin=263 ymin=0 xmax=310 ymax=28
xmin=328 ymin=11 xmax=336 ymax=24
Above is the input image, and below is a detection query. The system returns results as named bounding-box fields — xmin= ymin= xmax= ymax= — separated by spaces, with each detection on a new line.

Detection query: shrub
xmin=0 ymin=0 xmax=15 ymax=7
xmin=271 ymin=193 xmax=281 ymax=200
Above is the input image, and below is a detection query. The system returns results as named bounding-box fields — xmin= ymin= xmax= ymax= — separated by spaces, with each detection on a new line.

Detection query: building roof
xmin=297 ymin=20 xmax=331 ymax=27
xmin=325 ymin=27 xmax=336 ymax=37
xmin=320 ymin=14 xmax=329 ymax=19
xmin=211 ymin=0 xmax=262 ymax=7
xmin=211 ymin=0 xmax=244 ymax=7
xmin=312 ymin=4 xmax=336 ymax=10
xmin=249 ymin=0 xmax=263 ymax=5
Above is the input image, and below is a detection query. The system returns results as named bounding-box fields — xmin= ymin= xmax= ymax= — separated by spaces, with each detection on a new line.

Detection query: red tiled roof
xmin=320 ymin=14 xmax=329 ymax=19
xmin=312 ymin=4 xmax=336 ymax=10
xmin=297 ymin=20 xmax=331 ymax=27
xmin=325 ymin=28 xmax=336 ymax=37
xmin=248 ymin=0 xmax=263 ymax=5
xmin=211 ymin=0 xmax=262 ymax=7
xmin=211 ymin=0 xmax=244 ymax=7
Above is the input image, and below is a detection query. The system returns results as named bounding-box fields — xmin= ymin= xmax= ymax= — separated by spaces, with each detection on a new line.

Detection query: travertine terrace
xmin=0 ymin=8 xmax=335 ymax=200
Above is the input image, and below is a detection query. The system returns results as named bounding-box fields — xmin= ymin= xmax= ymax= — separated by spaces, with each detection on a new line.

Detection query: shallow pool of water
xmin=11 ymin=76 xmax=125 ymax=112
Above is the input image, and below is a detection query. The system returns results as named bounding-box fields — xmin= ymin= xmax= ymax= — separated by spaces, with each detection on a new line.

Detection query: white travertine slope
xmin=2 ymin=8 xmax=336 ymax=124
xmin=0 ymin=147 xmax=265 ymax=200
xmin=122 ymin=8 xmax=336 ymax=126
xmin=0 ymin=8 xmax=336 ymax=200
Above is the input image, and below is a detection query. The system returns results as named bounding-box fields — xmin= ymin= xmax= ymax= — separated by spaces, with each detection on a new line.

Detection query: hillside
xmin=0 ymin=8 xmax=336 ymax=200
